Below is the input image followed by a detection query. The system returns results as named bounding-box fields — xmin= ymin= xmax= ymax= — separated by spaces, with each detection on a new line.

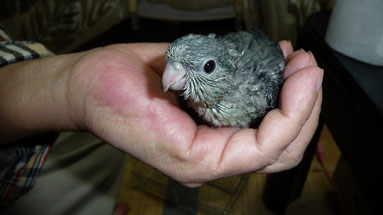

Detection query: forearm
xmin=0 ymin=53 xmax=84 ymax=144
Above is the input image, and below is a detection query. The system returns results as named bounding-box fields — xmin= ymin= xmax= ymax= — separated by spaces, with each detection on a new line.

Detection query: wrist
xmin=0 ymin=53 xmax=85 ymax=143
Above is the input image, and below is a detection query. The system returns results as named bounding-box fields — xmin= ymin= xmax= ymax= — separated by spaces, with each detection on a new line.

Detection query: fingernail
xmin=286 ymin=49 xmax=305 ymax=62
xmin=316 ymin=68 xmax=324 ymax=92
xmin=288 ymin=40 xmax=293 ymax=47
xmin=307 ymin=51 xmax=317 ymax=65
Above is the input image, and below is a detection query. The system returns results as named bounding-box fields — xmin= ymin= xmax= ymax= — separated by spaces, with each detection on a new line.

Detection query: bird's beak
xmin=162 ymin=63 xmax=187 ymax=91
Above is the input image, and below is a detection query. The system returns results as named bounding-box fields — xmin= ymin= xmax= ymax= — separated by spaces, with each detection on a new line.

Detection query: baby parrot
xmin=162 ymin=30 xmax=285 ymax=128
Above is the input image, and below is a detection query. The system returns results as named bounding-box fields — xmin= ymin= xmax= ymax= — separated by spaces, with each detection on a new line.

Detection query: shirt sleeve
xmin=0 ymin=26 xmax=53 ymax=67
xmin=0 ymin=25 xmax=58 ymax=206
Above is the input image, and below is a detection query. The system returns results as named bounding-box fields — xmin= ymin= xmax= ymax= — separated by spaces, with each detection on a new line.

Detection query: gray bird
xmin=162 ymin=30 xmax=285 ymax=128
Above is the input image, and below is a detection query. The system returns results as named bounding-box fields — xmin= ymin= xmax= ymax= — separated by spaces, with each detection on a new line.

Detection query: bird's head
xmin=162 ymin=33 xmax=238 ymax=107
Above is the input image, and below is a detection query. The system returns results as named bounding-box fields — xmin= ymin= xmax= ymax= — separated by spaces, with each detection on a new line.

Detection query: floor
xmin=115 ymin=125 xmax=341 ymax=215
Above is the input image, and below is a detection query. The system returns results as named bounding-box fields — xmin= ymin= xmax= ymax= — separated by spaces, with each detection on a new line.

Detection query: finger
xmin=279 ymin=40 xmax=294 ymax=59
xmin=259 ymin=88 xmax=323 ymax=173
xmin=279 ymin=40 xmax=293 ymax=59
xmin=214 ymin=65 xmax=323 ymax=176
xmin=284 ymin=51 xmax=318 ymax=79
xmin=282 ymin=87 xmax=322 ymax=155
xmin=255 ymin=66 xmax=322 ymax=157
xmin=286 ymin=49 xmax=304 ymax=62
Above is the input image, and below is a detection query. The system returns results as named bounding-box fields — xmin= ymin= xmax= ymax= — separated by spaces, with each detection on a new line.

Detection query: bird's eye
xmin=203 ymin=60 xmax=216 ymax=73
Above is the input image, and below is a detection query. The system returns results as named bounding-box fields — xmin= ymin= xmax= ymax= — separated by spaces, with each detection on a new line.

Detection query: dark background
xmin=76 ymin=18 xmax=237 ymax=51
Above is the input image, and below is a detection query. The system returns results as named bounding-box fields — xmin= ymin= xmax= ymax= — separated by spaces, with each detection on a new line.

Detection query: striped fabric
xmin=0 ymin=41 xmax=53 ymax=66
xmin=0 ymin=26 xmax=56 ymax=206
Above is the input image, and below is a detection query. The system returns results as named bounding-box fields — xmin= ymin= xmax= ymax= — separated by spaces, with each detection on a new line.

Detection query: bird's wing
xmin=222 ymin=31 xmax=285 ymax=109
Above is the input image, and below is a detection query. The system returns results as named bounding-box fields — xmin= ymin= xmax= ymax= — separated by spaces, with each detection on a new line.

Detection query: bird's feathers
xmin=163 ymin=30 xmax=285 ymax=128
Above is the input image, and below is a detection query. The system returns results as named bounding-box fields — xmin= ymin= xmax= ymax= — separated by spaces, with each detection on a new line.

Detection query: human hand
xmin=64 ymin=41 xmax=322 ymax=187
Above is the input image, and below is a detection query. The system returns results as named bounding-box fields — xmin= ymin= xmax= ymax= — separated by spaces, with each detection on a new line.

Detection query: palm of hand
xmin=69 ymin=42 xmax=322 ymax=186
